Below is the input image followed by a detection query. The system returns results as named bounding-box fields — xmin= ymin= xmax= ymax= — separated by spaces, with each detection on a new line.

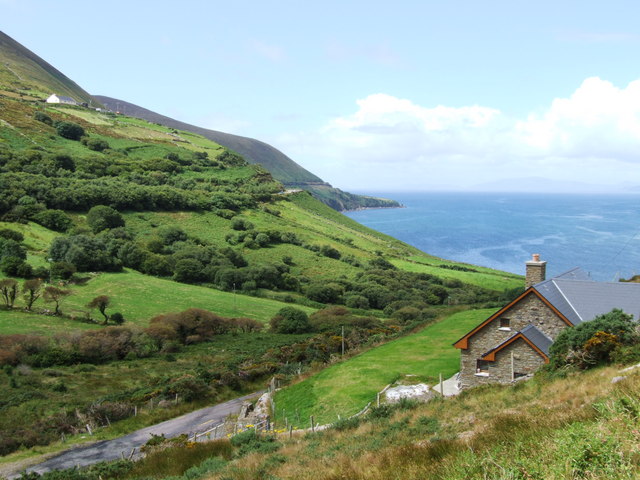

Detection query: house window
xmin=498 ymin=318 xmax=511 ymax=331
xmin=476 ymin=360 xmax=490 ymax=375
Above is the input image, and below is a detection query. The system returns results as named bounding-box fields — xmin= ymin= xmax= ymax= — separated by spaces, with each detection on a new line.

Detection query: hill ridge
xmin=93 ymin=95 xmax=401 ymax=211
xmin=0 ymin=31 xmax=97 ymax=105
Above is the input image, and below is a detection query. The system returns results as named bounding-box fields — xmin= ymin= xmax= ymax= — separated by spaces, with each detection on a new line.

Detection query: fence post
xmin=377 ymin=392 xmax=380 ymax=407
xmin=134 ymin=405 xmax=138 ymax=417
xmin=289 ymin=425 xmax=293 ymax=439
xmin=310 ymin=416 xmax=315 ymax=433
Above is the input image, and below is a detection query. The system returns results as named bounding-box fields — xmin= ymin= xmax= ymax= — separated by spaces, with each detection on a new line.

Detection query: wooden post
xmin=310 ymin=416 xmax=315 ymax=432
xmin=439 ymin=373 xmax=444 ymax=396
xmin=511 ymin=352 xmax=515 ymax=381
xmin=175 ymin=393 xmax=179 ymax=404
xmin=134 ymin=405 xmax=138 ymax=417
xmin=285 ymin=417 xmax=288 ymax=429
xmin=289 ymin=425 xmax=293 ymax=439
xmin=377 ymin=392 xmax=380 ymax=407
xmin=341 ymin=325 xmax=345 ymax=356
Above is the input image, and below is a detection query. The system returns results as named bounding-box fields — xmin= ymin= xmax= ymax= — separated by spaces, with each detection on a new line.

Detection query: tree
xmin=43 ymin=285 xmax=72 ymax=315
xmin=22 ymin=278 xmax=43 ymax=311
xmin=269 ymin=307 xmax=311 ymax=334
xmin=110 ymin=312 xmax=125 ymax=325
xmin=87 ymin=295 xmax=111 ymax=324
xmin=0 ymin=279 xmax=18 ymax=308
xmin=86 ymin=205 xmax=125 ymax=233
xmin=55 ymin=121 xmax=85 ymax=140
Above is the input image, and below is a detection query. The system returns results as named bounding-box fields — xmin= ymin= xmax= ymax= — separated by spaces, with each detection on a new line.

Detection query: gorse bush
xmin=549 ymin=309 xmax=638 ymax=369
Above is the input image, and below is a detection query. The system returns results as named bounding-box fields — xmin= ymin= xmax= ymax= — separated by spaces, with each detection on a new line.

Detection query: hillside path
xmin=10 ymin=391 xmax=262 ymax=478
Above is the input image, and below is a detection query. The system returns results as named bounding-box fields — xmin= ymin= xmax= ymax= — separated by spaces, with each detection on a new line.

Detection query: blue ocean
xmin=344 ymin=192 xmax=640 ymax=282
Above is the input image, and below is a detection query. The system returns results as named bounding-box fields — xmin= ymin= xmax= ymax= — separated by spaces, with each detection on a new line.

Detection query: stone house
xmin=45 ymin=93 xmax=77 ymax=105
xmin=454 ymin=254 xmax=640 ymax=389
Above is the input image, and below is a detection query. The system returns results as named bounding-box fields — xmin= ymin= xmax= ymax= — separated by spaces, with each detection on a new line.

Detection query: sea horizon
xmin=345 ymin=191 xmax=640 ymax=282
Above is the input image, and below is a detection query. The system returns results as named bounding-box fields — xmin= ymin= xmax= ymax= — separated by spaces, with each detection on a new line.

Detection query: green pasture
xmin=393 ymin=257 xmax=522 ymax=291
xmin=58 ymin=270 xmax=316 ymax=326
xmin=0 ymin=308 xmax=101 ymax=335
xmin=273 ymin=308 xmax=494 ymax=426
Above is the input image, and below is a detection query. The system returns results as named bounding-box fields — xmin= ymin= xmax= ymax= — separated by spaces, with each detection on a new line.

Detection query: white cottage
xmin=46 ymin=94 xmax=77 ymax=105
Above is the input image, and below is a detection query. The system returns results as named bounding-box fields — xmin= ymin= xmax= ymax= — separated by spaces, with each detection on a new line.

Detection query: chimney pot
xmin=525 ymin=254 xmax=546 ymax=289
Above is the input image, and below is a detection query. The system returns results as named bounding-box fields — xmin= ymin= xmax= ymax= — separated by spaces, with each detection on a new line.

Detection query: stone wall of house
xmin=458 ymin=293 xmax=569 ymax=389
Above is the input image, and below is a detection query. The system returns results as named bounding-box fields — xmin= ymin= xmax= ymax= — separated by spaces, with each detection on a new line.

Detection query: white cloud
xmin=274 ymin=78 xmax=640 ymax=191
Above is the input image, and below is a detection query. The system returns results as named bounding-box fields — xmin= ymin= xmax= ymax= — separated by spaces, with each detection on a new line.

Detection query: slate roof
xmin=534 ymin=267 xmax=640 ymax=325
xmin=481 ymin=324 xmax=553 ymax=360
xmin=519 ymin=324 xmax=553 ymax=356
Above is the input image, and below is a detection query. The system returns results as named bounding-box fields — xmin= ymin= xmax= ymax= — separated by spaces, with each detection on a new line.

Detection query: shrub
xmin=0 ymin=257 xmax=32 ymax=278
xmin=306 ymin=283 xmax=343 ymax=304
xmin=230 ymin=429 xmax=280 ymax=456
xmin=157 ymin=225 xmax=188 ymax=245
xmin=270 ymin=307 xmax=311 ymax=334
xmin=549 ymin=309 xmax=638 ymax=369
xmin=55 ymin=121 xmax=85 ymax=140
xmin=32 ymin=209 xmax=73 ymax=232
xmin=231 ymin=218 xmax=254 ymax=231
xmin=86 ymin=205 xmax=125 ymax=233
xmin=319 ymin=244 xmax=341 ymax=259
xmin=50 ymin=261 xmax=76 ymax=280
xmin=85 ymin=138 xmax=110 ymax=151
xmin=0 ymin=229 xmax=24 ymax=242
xmin=345 ymin=294 xmax=370 ymax=309
xmin=34 ymin=111 xmax=53 ymax=125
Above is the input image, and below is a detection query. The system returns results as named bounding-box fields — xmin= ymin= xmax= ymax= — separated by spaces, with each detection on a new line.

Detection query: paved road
xmin=18 ymin=391 xmax=261 ymax=478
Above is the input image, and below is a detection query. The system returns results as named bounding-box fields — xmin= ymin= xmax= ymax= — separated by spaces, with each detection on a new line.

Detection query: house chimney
xmin=525 ymin=254 xmax=546 ymax=289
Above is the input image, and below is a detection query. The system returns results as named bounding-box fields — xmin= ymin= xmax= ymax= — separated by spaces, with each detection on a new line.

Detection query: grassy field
xmin=198 ymin=364 xmax=640 ymax=480
xmin=392 ymin=256 xmax=522 ymax=291
xmin=273 ymin=308 xmax=494 ymax=426
xmin=0 ymin=270 xmax=317 ymax=335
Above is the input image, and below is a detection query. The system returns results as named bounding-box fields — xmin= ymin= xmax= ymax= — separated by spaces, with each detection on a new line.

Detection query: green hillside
xmin=273 ymin=308 xmax=493 ymax=426
xmin=0 ymin=31 xmax=97 ymax=105
xmin=0 ymin=30 xmax=526 ymax=464
xmin=93 ymin=95 xmax=402 ymax=212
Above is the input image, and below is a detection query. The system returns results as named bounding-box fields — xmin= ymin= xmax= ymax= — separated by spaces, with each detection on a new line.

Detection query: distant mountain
xmin=0 ymin=31 xmax=98 ymax=106
xmin=94 ymin=96 xmax=401 ymax=211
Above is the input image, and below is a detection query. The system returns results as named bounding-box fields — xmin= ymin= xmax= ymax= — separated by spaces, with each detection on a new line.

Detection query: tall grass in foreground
xmin=202 ymin=366 xmax=640 ymax=479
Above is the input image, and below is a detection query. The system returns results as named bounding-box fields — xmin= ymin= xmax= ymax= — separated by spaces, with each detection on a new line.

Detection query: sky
xmin=3 ymin=0 xmax=640 ymax=193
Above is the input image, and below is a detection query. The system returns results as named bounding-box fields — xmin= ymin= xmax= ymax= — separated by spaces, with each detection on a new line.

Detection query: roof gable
xmin=481 ymin=324 xmax=551 ymax=363
xmin=453 ymin=288 xmax=572 ymax=350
